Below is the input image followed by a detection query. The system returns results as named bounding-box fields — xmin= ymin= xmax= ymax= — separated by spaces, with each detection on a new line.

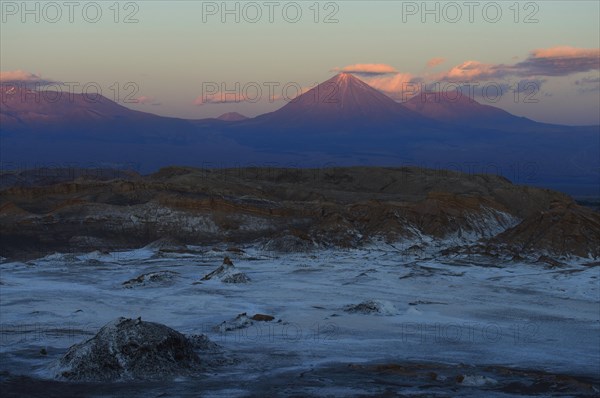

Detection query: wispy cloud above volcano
xmin=335 ymin=46 xmax=600 ymax=100
xmin=426 ymin=58 xmax=446 ymax=68
xmin=331 ymin=64 xmax=398 ymax=76
xmin=435 ymin=46 xmax=600 ymax=82
xmin=514 ymin=46 xmax=600 ymax=76
xmin=0 ymin=70 xmax=59 ymax=86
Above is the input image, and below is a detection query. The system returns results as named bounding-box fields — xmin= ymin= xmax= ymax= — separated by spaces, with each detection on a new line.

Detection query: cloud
xmin=436 ymin=60 xmax=509 ymax=81
xmin=194 ymin=95 xmax=210 ymax=106
xmin=574 ymin=76 xmax=600 ymax=93
xmin=331 ymin=46 xmax=597 ymax=104
xmin=575 ymin=76 xmax=600 ymax=85
xmin=134 ymin=95 xmax=161 ymax=105
xmin=436 ymin=46 xmax=600 ymax=82
xmin=531 ymin=46 xmax=598 ymax=59
xmin=426 ymin=57 xmax=445 ymax=68
xmin=0 ymin=70 xmax=59 ymax=86
xmin=361 ymin=72 xmax=418 ymax=100
xmin=332 ymin=47 xmax=590 ymax=101
xmin=331 ymin=64 xmax=398 ymax=76
xmin=514 ymin=46 xmax=600 ymax=76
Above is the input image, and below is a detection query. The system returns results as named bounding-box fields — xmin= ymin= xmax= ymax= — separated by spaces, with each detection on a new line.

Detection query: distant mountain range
xmin=0 ymin=74 xmax=598 ymax=195
xmin=403 ymin=90 xmax=539 ymax=129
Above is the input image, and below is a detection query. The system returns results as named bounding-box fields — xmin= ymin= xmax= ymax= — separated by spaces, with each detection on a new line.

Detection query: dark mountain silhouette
xmin=0 ymin=85 xmax=202 ymax=140
xmin=0 ymin=76 xmax=598 ymax=195
xmin=0 ymin=84 xmax=249 ymax=169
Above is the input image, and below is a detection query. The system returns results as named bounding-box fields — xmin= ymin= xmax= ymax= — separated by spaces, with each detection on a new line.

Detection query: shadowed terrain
xmin=1 ymin=166 xmax=597 ymax=260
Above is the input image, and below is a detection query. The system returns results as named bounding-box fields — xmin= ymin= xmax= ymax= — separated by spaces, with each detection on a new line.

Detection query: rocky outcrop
xmin=122 ymin=271 xmax=179 ymax=288
xmin=492 ymin=202 xmax=600 ymax=259
xmin=201 ymin=257 xmax=250 ymax=283
xmin=214 ymin=312 xmax=277 ymax=333
xmin=55 ymin=317 xmax=202 ymax=381
xmin=344 ymin=300 xmax=396 ymax=315
xmin=251 ymin=314 xmax=275 ymax=322
xmin=214 ymin=313 xmax=254 ymax=332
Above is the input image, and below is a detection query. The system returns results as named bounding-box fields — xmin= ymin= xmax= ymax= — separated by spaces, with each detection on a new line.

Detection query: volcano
xmin=259 ymin=73 xmax=429 ymax=126
xmin=401 ymin=90 xmax=540 ymax=129
xmin=223 ymin=73 xmax=441 ymax=153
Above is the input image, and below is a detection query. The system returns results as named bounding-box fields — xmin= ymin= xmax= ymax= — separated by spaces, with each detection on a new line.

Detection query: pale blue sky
xmin=1 ymin=1 xmax=599 ymax=124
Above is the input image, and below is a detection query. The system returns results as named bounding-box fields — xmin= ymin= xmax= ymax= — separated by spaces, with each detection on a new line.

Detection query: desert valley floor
xmin=1 ymin=242 xmax=598 ymax=397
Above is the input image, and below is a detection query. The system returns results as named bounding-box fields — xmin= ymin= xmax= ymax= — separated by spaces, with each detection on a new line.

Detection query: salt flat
xmin=1 ymin=243 xmax=598 ymax=397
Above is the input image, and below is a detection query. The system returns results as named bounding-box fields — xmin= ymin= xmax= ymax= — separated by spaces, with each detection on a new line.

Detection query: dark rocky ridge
xmin=0 ymin=166 xmax=597 ymax=259
xmin=490 ymin=201 xmax=600 ymax=258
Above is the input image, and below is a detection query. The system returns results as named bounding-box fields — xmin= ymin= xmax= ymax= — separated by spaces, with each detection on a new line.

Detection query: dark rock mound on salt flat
xmin=122 ymin=270 xmax=179 ymax=288
xmin=492 ymin=202 xmax=600 ymax=258
xmin=251 ymin=314 xmax=275 ymax=322
xmin=344 ymin=300 xmax=396 ymax=315
xmin=214 ymin=313 xmax=254 ymax=332
xmin=214 ymin=312 xmax=278 ymax=333
xmin=56 ymin=317 xmax=201 ymax=381
xmin=201 ymin=257 xmax=250 ymax=283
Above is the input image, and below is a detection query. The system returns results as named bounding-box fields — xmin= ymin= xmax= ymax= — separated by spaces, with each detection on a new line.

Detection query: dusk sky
xmin=1 ymin=1 xmax=599 ymax=125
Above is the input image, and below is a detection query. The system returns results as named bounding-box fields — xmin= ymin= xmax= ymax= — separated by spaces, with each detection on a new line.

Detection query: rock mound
xmin=344 ymin=300 xmax=396 ymax=315
xmin=55 ymin=317 xmax=201 ymax=381
xmin=215 ymin=313 xmax=251 ymax=332
xmin=262 ymin=232 xmax=317 ymax=253
xmin=122 ymin=270 xmax=179 ymax=288
xmin=251 ymin=313 xmax=275 ymax=322
xmin=214 ymin=312 xmax=277 ymax=333
xmin=201 ymin=257 xmax=250 ymax=283
xmin=187 ymin=334 xmax=220 ymax=352
xmin=493 ymin=203 xmax=600 ymax=258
